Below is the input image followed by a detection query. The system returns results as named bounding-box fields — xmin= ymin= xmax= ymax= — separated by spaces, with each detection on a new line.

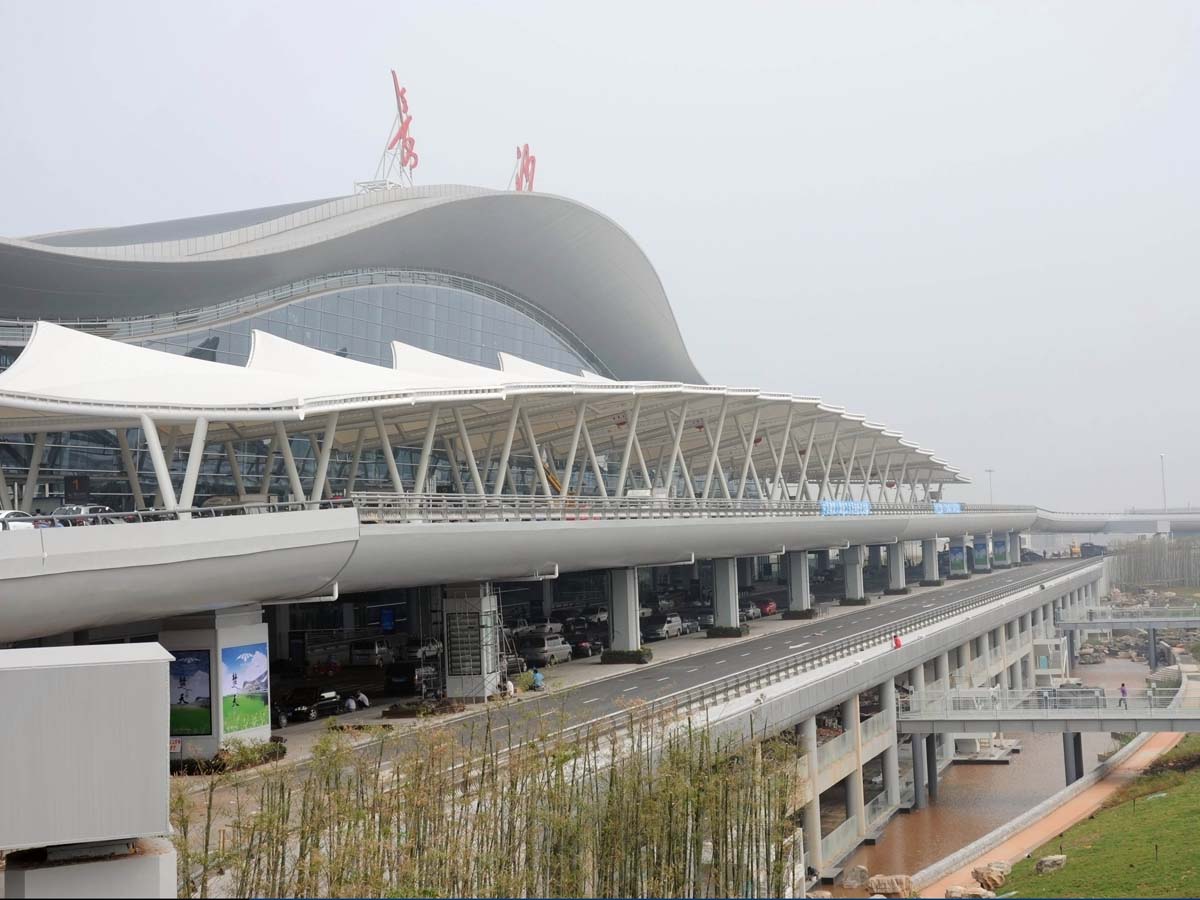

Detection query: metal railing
xmin=1057 ymin=605 xmax=1200 ymax=625
xmin=547 ymin=560 xmax=1100 ymax=745
xmin=0 ymin=497 xmax=350 ymax=530
xmin=351 ymin=491 xmax=1038 ymax=525
xmin=899 ymin=686 xmax=1199 ymax=718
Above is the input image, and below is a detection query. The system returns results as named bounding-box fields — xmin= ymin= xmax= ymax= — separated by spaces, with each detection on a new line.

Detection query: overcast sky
xmin=1 ymin=2 xmax=1196 ymax=510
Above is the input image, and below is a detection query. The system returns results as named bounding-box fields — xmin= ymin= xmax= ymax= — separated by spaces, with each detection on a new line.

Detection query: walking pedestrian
xmin=892 ymin=634 xmax=902 ymax=650
xmin=1118 ymin=682 xmax=1128 ymax=709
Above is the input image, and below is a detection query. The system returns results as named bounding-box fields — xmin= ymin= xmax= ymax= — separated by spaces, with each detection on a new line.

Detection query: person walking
xmin=1118 ymin=682 xmax=1129 ymax=710
xmin=892 ymin=634 xmax=902 ymax=650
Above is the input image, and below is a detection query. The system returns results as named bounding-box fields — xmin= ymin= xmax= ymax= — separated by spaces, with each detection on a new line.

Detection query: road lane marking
xmin=686 ymin=667 xmax=700 ymax=673
xmin=656 ymin=676 xmax=670 ymax=682
xmin=622 ymin=686 xmax=639 ymax=692
xmin=714 ymin=659 xmax=727 ymax=665
xmin=583 ymin=697 xmax=599 ymax=704
xmin=789 ymin=642 xmax=810 ymax=650
xmin=740 ymin=652 xmax=751 ymax=657
xmin=540 ymin=710 xmax=558 ymax=718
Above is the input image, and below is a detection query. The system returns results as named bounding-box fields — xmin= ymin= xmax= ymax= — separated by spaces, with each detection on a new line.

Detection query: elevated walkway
xmin=1057 ymin=605 xmax=1200 ymax=628
xmin=897 ymin=683 xmax=1200 ymax=734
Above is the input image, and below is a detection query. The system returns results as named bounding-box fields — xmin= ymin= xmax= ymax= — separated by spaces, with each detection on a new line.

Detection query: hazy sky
xmin=1 ymin=2 xmax=1196 ymax=510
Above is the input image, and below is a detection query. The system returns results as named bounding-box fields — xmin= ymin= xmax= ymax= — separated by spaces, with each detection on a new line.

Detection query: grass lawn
xmin=169 ymin=705 xmax=212 ymax=736
xmin=1007 ymin=735 xmax=1200 ymax=898
xmin=222 ymin=692 xmax=269 ymax=734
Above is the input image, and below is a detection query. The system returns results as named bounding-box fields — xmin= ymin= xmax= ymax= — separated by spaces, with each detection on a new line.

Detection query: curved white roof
xmin=0 ymin=322 xmax=969 ymax=486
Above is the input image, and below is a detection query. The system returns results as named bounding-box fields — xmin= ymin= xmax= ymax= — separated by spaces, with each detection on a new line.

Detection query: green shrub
xmin=600 ymin=647 xmax=654 ymax=664
xmin=706 ymin=625 xmax=750 ymax=638
xmin=839 ymin=597 xmax=870 ymax=606
xmin=170 ymin=738 xmax=286 ymax=775
xmin=514 ymin=670 xmax=535 ymax=691
xmin=782 ymin=608 xmax=815 ymax=619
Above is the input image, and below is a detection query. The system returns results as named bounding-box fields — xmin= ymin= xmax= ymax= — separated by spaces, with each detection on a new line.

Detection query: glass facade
xmin=0 ymin=276 xmax=592 ymax=510
xmin=138 ymin=281 xmax=587 ymax=374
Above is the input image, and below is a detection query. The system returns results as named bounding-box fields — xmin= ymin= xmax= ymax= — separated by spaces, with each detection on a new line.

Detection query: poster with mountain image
xmin=170 ymin=650 xmax=212 ymax=736
xmin=221 ymin=642 xmax=270 ymax=734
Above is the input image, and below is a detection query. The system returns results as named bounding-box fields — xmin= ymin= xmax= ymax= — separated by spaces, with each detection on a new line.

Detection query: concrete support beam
xmin=1149 ymin=626 xmax=1158 ymax=672
xmin=911 ymin=733 xmax=928 ymax=809
xmin=843 ymin=544 xmax=866 ymax=602
xmin=926 ymin=734 xmax=939 ymax=800
xmin=1073 ymin=731 xmax=1085 ymax=781
xmin=973 ymin=533 xmax=993 ymax=573
xmin=609 ymin=568 xmax=641 ymax=652
xmin=802 ymin=716 xmax=823 ymax=873
xmin=713 ymin=558 xmax=740 ymax=628
xmin=815 ymin=548 xmax=831 ymax=571
xmin=1063 ymin=731 xmax=1078 ymax=784
xmin=948 ymin=534 xmax=970 ymax=579
xmin=541 ymin=580 xmax=555 ymax=619
xmin=881 ymin=679 xmax=901 ymax=807
xmin=841 ymin=694 xmax=866 ymax=835
xmin=786 ymin=550 xmax=811 ymax=611
xmin=921 ymin=538 xmax=942 ymax=586
xmin=1009 ymin=530 xmax=1022 ymax=566
xmin=886 ymin=542 xmax=909 ymax=594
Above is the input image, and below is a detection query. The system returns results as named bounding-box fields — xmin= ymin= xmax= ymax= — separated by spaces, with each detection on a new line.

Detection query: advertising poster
xmin=221 ymin=642 xmax=270 ymax=734
xmin=993 ymin=537 xmax=1007 ymax=561
xmin=974 ymin=540 xmax=990 ymax=567
xmin=170 ymin=650 xmax=212 ymax=736
xmin=949 ymin=544 xmax=966 ymax=574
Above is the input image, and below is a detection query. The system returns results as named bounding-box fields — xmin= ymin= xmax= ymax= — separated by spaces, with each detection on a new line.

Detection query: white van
xmin=350 ymin=638 xmax=397 ymax=667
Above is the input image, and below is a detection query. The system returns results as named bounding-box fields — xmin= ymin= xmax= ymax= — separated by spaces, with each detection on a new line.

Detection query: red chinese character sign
xmin=514 ymin=143 xmax=536 ymax=192
xmin=387 ymin=70 xmax=419 ymax=172
xmin=357 ymin=70 xmax=421 ymax=192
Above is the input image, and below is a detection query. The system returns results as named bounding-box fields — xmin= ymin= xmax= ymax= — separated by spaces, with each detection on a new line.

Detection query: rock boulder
xmin=944 ymin=887 xmax=965 ymax=898
xmin=985 ymin=860 xmax=1012 ymax=876
xmin=843 ymin=865 xmax=870 ymax=888
xmin=962 ymin=889 xmax=996 ymax=899
xmin=866 ymin=873 xmax=913 ymax=897
xmin=1035 ymin=854 xmax=1067 ymax=875
xmin=808 ymin=891 xmax=832 ymax=899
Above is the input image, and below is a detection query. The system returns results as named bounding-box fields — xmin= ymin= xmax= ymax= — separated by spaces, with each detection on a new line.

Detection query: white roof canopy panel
xmin=0 ymin=322 xmax=969 ymax=483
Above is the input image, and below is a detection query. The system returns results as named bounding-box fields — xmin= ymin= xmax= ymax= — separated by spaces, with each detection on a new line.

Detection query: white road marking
xmin=540 ymin=710 xmax=557 ymax=718
xmin=789 ymin=642 xmax=810 ymax=650
xmin=583 ymin=697 xmax=599 ymax=704
xmin=493 ymin=723 xmax=510 ymax=730
xmin=686 ymin=667 xmax=700 ymax=673
xmin=740 ymin=652 xmax=751 ymax=657
xmin=656 ymin=676 xmax=670 ymax=682
xmin=714 ymin=659 xmax=727 ymax=665
xmin=622 ymin=685 xmax=639 ymax=692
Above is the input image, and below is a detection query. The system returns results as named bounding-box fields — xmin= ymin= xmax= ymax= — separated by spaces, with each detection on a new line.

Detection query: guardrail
xmin=547 ymin=559 xmax=1101 ymax=746
xmin=899 ymin=686 xmax=1197 ymax=718
xmin=351 ymin=491 xmax=1038 ymax=524
xmin=1057 ymin=605 xmax=1200 ymax=625
xmin=0 ymin=498 xmax=351 ymax=530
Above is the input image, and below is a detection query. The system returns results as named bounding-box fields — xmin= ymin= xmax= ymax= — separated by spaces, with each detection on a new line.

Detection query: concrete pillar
xmin=958 ymin=640 xmax=972 ymax=686
xmin=841 ymin=694 xmax=865 ymax=835
xmin=992 ymin=532 xmax=1009 ymax=568
xmin=713 ymin=557 xmax=740 ymax=628
xmin=973 ymin=533 xmax=993 ymax=572
xmin=868 ymin=544 xmax=883 ymax=570
xmin=737 ymin=556 xmax=755 ymax=587
xmin=609 ymin=567 xmax=641 ymax=651
xmin=1009 ymin=530 xmax=1022 ymax=566
xmin=881 ymin=679 xmax=901 ymax=807
xmin=540 ymin=579 xmax=555 ymax=618
xmin=802 ymin=716 xmax=823 ymax=873
xmin=1073 ymin=731 xmax=1085 ymax=780
xmin=1149 ymin=626 xmax=1158 ymax=672
xmin=911 ymin=733 xmax=928 ymax=808
xmin=921 ymin=538 xmax=942 ymax=586
xmin=340 ymin=602 xmax=356 ymax=631
xmin=948 ymin=535 xmax=970 ymax=579
xmin=1065 ymin=629 xmax=1076 ymax=676
xmin=886 ymin=543 xmax=909 ymax=595
xmin=1063 ymin=731 xmax=1078 ymax=784
xmin=786 ymin=550 xmax=811 ymax=611
xmin=934 ymin=652 xmax=952 ymax=757
xmin=925 ymin=733 xmax=939 ymax=799
xmin=815 ymin=548 xmax=831 ymax=570
xmin=843 ymin=544 xmax=866 ymax=602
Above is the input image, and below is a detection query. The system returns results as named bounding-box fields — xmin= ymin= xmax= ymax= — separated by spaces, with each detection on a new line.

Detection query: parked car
xmin=641 ymin=613 xmax=683 ymax=641
xmin=583 ymin=605 xmax=609 ymax=624
xmin=280 ymin=688 xmax=343 ymax=722
xmin=740 ymin=603 xmax=762 ymax=620
xmin=514 ymin=617 xmax=564 ymax=637
xmin=383 ymin=661 xmax=438 ymax=696
xmin=503 ymin=653 xmax=528 ymax=675
xmin=350 ymin=638 xmax=397 ymax=667
xmin=50 ymin=504 xmax=123 ymax=526
xmin=519 ymin=634 xmax=572 ymax=666
xmin=400 ymin=637 xmax=442 ymax=661
xmin=754 ymin=599 xmax=778 ymax=617
xmin=680 ymin=618 xmax=701 ymax=635
xmin=0 ymin=510 xmax=36 ymax=531
xmin=569 ymin=635 xmax=601 ymax=658
xmin=696 ymin=609 xmax=715 ymax=628
xmin=270 ymin=701 xmax=290 ymax=730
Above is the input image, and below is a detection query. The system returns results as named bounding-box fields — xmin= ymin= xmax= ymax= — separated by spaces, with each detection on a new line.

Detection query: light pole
xmin=1160 ymin=453 xmax=1167 ymax=510
xmin=985 ymin=468 xmax=994 ymax=505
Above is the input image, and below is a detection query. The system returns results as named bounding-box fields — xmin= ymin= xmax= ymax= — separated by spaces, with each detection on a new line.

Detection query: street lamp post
xmin=1160 ymin=453 xmax=1167 ymax=511
xmin=985 ymin=468 xmax=994 ymax=506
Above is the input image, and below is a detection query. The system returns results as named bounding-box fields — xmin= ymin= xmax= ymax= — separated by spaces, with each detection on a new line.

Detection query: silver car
xmin=0 ymin=510 xmax=35 ymax=531
xmin=519 ymin=634 xmax=572 ymax=666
